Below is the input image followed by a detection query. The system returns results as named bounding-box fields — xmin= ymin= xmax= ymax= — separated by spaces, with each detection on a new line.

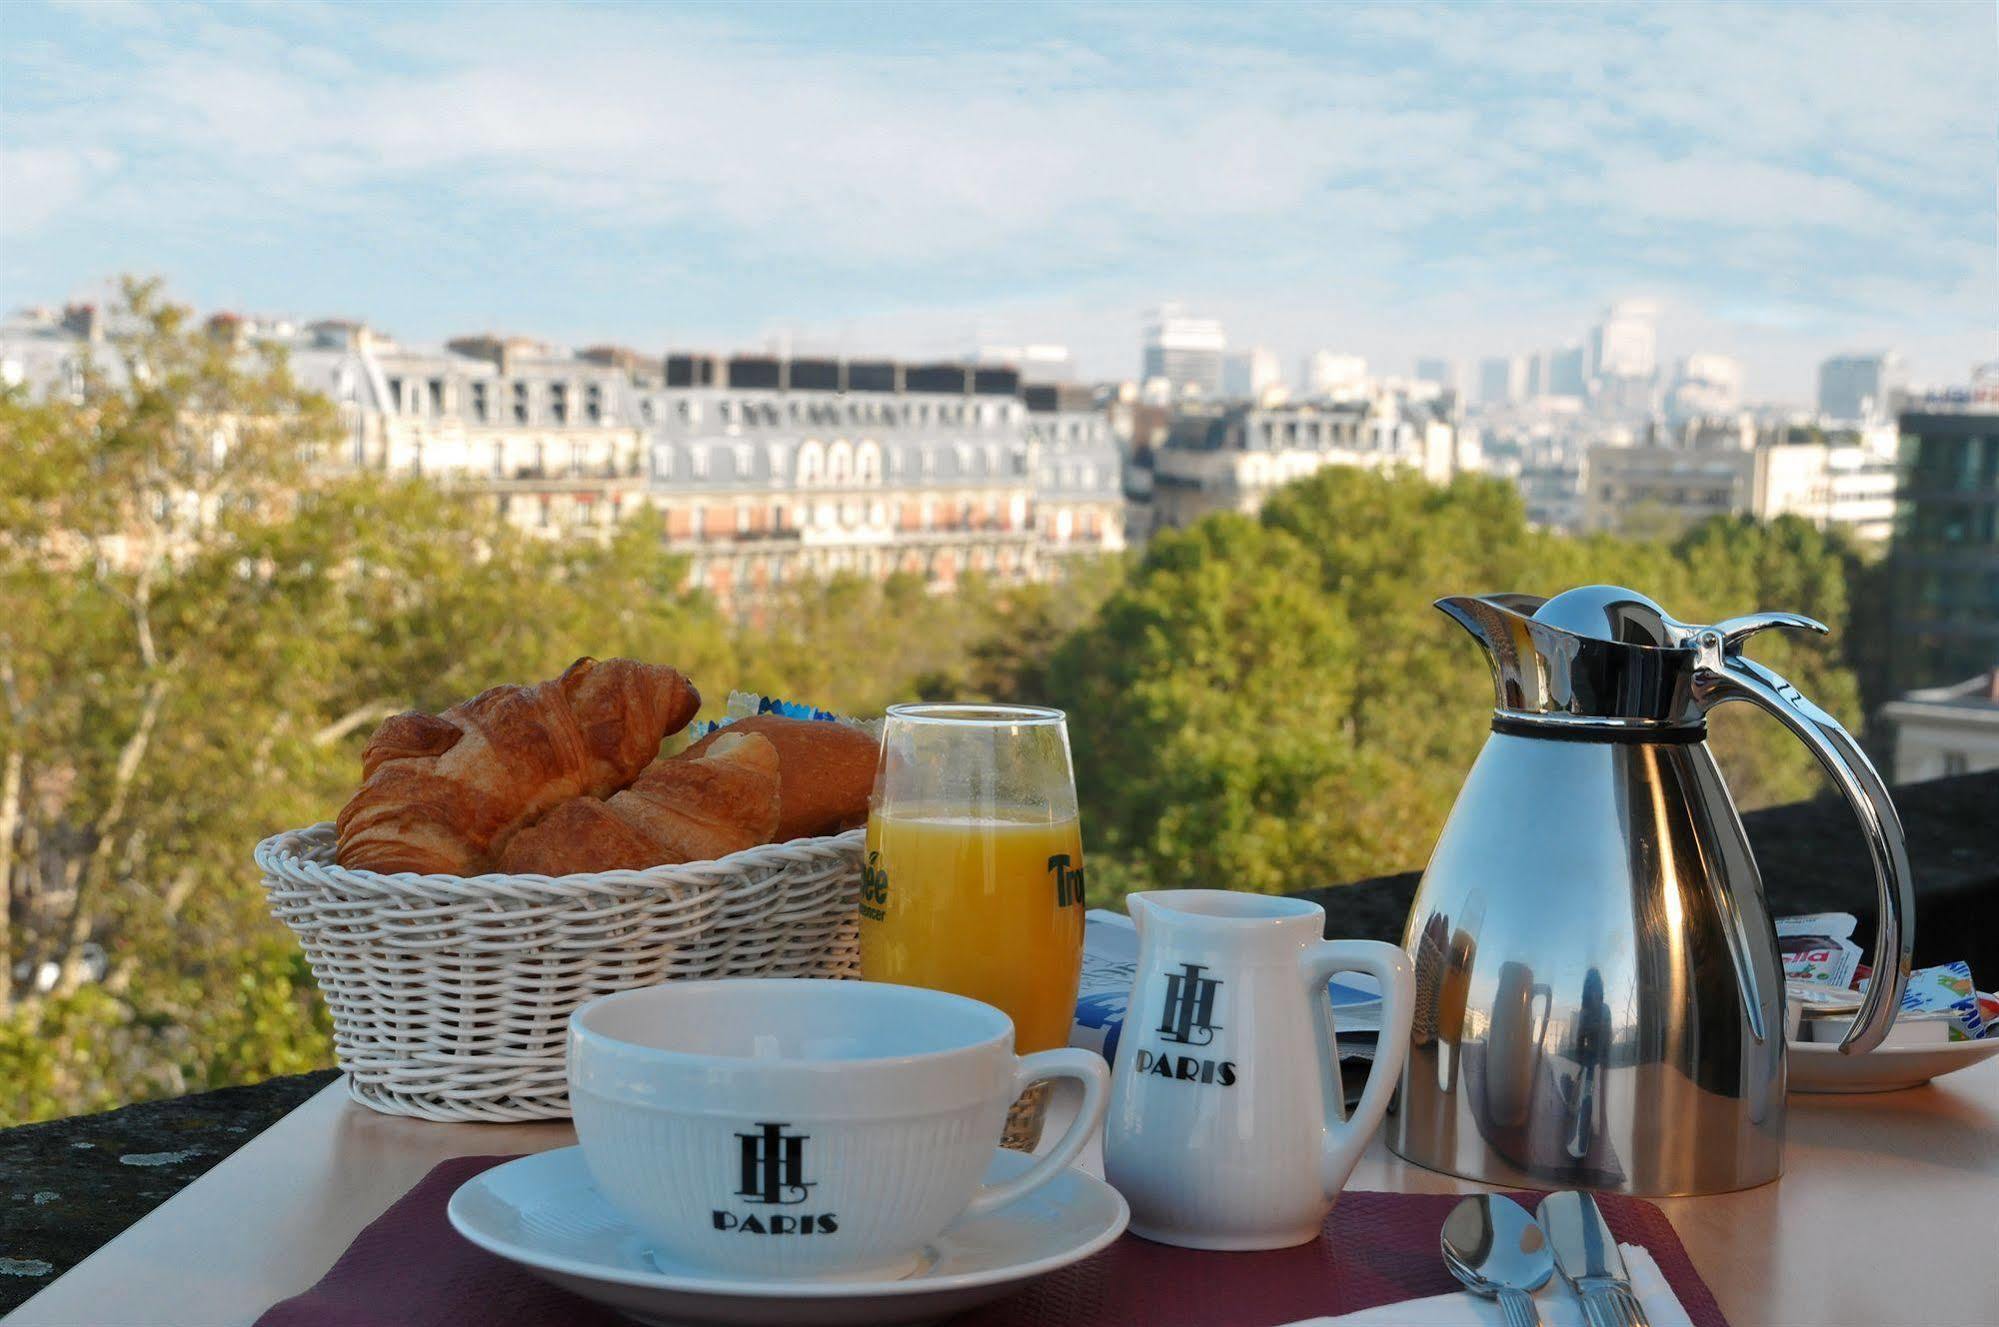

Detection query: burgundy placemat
xmin=257 ymin=1155 xmax=1729 ymax=1327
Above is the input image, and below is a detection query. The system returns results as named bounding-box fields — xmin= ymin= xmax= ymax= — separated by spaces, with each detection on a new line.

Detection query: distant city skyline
xmin=3 ymin=1 xmax=1993 ymax=401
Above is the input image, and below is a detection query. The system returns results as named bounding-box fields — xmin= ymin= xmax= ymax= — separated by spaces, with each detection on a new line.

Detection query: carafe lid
xmin=1437 ymin=585 xmax=1703 ymax=734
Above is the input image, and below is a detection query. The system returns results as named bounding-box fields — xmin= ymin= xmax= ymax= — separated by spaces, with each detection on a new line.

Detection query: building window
xmin=387 ymin=377 xmax=405 ymax=413
xmin=428 ymin=378 xmax=446 ymax=415
xmin=585 ymin=383 xmax=603 ymax=423
xmin=550 ymin=382 xmax=569 ymax=425
xmin=470 ymin=381 xmax=489 ymax=422
xmin=736 ymin=503 xmax=751 ymax=534
xmin=1943 ymin=752 xmax=1970 ymax=776
xmin=513 ymin=381 xmax=530 ymax=424
xmin=734 ymin=443 xmax=753 ymax=478
xmin=692 ymin=447 xmax=710 ymax=479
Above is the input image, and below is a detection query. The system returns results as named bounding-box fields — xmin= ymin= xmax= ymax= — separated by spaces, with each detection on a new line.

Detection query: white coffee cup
xmin=568 ymin=978 xmax=1110 ymax=1280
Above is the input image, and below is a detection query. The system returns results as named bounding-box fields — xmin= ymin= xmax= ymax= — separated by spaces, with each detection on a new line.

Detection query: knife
xmin=1538 ymin=1191 xmax=1652 ymax=1327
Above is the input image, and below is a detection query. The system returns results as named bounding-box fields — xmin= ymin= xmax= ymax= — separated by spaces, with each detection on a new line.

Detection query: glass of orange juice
xmin=860 ymin=703 xmax=1086 ymax=1149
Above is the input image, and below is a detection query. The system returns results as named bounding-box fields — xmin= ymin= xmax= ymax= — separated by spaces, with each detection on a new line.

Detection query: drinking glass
xmin=860 ymin=703 xmax=1087 ymax=1150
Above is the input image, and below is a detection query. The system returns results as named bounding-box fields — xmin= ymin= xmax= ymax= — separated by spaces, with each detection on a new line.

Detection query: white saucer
xmin=447 ymin=1145 xmax=1128 ymax=1327
xmin=1789 ymin=1036 xmax=1999 ymax=1093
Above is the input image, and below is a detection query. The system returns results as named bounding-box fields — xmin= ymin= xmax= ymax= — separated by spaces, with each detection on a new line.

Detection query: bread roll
xmin=679 ymin=715 xmax=879 ymax=840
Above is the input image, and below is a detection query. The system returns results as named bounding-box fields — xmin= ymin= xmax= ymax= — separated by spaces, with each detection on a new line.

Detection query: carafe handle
xmin=1690 ymin=622 xmax=1916 ymax=1054
xmin=1301 ymin=940 xmax=1415 ymax=1200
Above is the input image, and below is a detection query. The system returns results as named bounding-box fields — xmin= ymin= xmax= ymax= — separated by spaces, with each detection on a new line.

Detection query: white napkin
xmin=1282 ymin=1244 xmax=1694 ymax=1327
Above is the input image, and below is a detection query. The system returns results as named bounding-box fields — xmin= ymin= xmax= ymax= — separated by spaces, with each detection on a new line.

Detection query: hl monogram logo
xmin=715 ymin=1123 xmax=839 ymax=1234
xmin=735 ymin=1122 xmax=812 ymax=1206
xmin=1158 ymin=962 xmax=1222 ymax=1046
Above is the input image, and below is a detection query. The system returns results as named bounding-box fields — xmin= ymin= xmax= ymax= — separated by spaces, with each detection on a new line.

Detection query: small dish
xmin=1788 ymin=1036 xmax=1999 ymax=1094
xmin=447 ymin=1145 xmax=1128 ymax=1326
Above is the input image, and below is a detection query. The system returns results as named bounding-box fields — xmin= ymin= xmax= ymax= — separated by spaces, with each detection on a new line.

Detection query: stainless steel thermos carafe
xmin=1390 ymin=585 xmax=1915 ymax=1196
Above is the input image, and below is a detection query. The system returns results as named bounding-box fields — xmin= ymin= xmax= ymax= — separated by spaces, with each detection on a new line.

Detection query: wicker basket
xmin=256 ymin=822 xmax=862 ymax=1122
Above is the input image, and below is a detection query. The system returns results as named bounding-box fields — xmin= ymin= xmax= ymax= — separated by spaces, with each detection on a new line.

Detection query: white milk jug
xmin=1102 ymin=890 xmax=1415 ymax=1250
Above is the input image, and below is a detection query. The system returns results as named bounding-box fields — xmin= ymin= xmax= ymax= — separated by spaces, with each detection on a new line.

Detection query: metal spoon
xmin=1441 ymin=1194 xmax=1555 ymax=1327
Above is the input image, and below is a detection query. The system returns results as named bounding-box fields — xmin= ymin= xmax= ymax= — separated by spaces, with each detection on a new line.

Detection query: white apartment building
xmin=1145 ymin=392 xmax=1467 ymax=531
xmin=1 ymin=306 xmax=1126 ymax=608
xmin=1580 ymin=422 xmax=1897 ymax=542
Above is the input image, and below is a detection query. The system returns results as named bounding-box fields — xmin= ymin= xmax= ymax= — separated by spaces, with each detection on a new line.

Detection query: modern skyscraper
xmin=1591 ymin=301 xmax=1659 ymax=380
xmin=1667 ymin=353 xmax=1742 ymax=422
xmin=1223 ymin=347 xmax=1282 ymax=400
xmin=1546 ymin=344 xmax=1588 ymax=398
xmin=1142 ymin=305 xmax=1227 ymax=400
xmin=1414 ymin=357 xmax=1454 ymax=389
xmin=1478 ymin=355 xmax=1525 ymax=406
xmin=1819 ymin=352 xmax=1907 ymax=423
xmin=1303 ymin=351 xmax=1368 ymax=398
xmin=1886 ymin=407 xmax=1999 ymax=696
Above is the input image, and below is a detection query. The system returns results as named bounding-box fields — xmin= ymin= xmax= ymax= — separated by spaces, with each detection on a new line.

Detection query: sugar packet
xmin=1775 ymin=912 xmax=1863 ymax=988
xmin=687 ymin=690 xmax=884 ymax=742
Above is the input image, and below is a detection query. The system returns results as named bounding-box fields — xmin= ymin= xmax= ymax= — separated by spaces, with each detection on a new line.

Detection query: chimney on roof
xmin=205 ymin=312 xmax=245 ymax=349
xmin=61 ymin=303 xmax=103 ymax=343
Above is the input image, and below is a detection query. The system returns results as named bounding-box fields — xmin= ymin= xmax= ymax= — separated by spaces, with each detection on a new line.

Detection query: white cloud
xmin=1 ymin=0 xmax=1991 ymax=392
xmin=0 ymin=145 xmax=119 ymax=235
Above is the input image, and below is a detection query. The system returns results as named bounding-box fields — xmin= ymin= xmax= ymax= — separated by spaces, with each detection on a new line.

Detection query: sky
xmin=2 ymin=0 xmax=1994 ymax=401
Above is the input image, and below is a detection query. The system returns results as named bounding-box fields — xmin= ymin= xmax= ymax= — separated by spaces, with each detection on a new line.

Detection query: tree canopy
xmin=1050 ymin=468 xmax=1864 ymax=902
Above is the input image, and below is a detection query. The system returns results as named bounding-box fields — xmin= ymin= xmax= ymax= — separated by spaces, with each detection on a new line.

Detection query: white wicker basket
xmin=256 ymin=822 xmax=862 ymax=1122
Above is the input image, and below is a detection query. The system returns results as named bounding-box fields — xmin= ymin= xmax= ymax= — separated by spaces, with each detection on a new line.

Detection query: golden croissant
xmin=335 ymin=657 xmax=700 ymax=874
xmin=498 ymin=732 xmax=781 ymax=875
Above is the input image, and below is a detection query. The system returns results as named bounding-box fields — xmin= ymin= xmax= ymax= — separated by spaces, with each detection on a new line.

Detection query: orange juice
xmin=859 ymin=808 xmax=1086 ymax=1052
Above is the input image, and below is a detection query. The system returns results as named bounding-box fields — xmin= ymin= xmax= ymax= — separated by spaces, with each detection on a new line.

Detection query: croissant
xmin=679 ymin=715 xmax=879 ymax=840
xmin=498 ymin=732 xmax=781 ymax=875
xmin=335 ymin=657 xmax=700 ymax=874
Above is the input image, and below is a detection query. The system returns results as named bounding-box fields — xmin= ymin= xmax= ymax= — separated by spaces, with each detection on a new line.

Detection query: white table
xmin=8 ymin=1060 xmax=1999 ymax=1326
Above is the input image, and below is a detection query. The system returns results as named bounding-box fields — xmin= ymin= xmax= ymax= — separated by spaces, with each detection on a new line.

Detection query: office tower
xmin=1303 ymin=351 xmax=1368 ymax=398
xmin=1819 ymin=352 xmax=1907 ymax=423
xmin=1667 ymin=353 xmax=1742 ymax=421
xmin=1546 ymin=344 xmax=1588 ymax=398
xmin=1224 ymin=347 xmax=1282 ymax=399
xmin=1142 ymin=305 xmax=1227 ymax=400
xmin=1591 ymin=301 xmax=1659 ymax=380
xmin=1415 ymin=357 xmax=1454 ymax=389
xmin=1886 ymin=408 xmax=1999 ymax=695
xmin=1478 ymin=355 xmax=1526 ymax=406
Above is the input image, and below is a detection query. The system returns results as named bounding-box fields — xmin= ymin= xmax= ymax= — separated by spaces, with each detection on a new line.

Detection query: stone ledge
xmin=0 ymin=1070 xmax=339 ymax=1314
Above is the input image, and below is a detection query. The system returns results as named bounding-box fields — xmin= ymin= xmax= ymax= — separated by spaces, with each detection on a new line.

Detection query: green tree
xmin=0 ymin=283 xmax=736 ymax=1123
xmin=1052 ymin=469 xmax=1866 ymax=904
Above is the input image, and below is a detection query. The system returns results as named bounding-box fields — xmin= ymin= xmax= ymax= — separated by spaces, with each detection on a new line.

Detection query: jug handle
xmin=1690 ymin=624 xmax=1916 ymax=1054
xmin=1301 ymin=940 xmax=1415 ymax=1201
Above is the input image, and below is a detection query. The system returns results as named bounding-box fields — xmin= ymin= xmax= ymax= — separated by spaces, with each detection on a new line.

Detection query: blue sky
xmin=3 ymin=0 xmax=1993 ymax=399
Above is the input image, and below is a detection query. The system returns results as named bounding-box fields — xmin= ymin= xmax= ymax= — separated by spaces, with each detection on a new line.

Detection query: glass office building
xmin=1887 ymin=410 xmax=1999 ymax=696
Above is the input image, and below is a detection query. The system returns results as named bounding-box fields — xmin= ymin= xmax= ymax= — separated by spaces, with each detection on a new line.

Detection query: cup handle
xmin=1302 ymin=940 xmax=1415 ymax=1200
xmin=963 ymin=1047 xmax=1109 ymax=1217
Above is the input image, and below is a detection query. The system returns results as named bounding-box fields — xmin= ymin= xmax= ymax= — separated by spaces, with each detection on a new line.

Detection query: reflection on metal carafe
xmin=1390 ymin=586 xmax=1916 ymax=1196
